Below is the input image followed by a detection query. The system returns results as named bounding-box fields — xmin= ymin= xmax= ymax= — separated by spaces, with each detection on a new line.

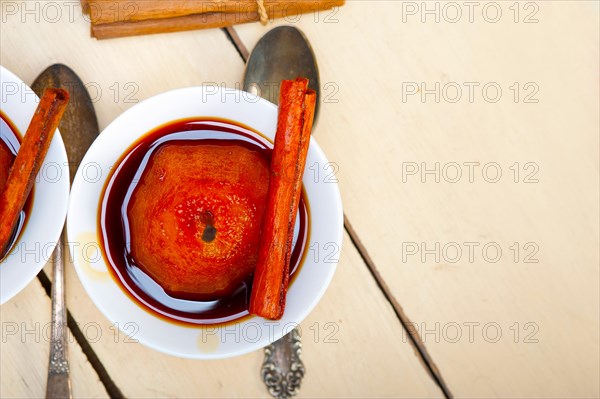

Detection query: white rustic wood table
xmin=1 ymin=1 xmax=598 ymax=398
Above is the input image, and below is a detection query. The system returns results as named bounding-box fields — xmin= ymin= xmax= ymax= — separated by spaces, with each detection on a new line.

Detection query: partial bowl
xmin=0 ymin=65 xmax=70 ymax=304
xmin=67 ymin=86 xmax=343 ymax=359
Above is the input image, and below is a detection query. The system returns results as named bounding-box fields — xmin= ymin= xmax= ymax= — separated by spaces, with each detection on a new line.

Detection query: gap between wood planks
xmin=221 ymin=25 xmax=454 ymax=399
xmin=343 ymin=215 xmax=453 ymax=399
xmin=37 ymin=271 xmax=123 ymax=399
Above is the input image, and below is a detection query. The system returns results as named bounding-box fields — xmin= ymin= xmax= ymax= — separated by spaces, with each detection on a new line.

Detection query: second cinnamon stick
xmin=249 ymin=78 xmax=316 ymax=320
xmin=0 ymin=88 xmax=69 ymax=257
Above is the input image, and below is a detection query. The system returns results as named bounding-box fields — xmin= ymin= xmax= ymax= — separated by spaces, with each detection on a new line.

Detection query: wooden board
xmin=0 ymin=279 xmax=108 ymax=398
xmin=233 ymin=2 xmax=600 ymax=397
xmin=1 ymin=3 xmax=443 ymax=397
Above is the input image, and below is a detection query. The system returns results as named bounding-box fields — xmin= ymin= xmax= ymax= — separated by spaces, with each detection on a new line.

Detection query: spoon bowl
xmin=243 ymin=26 xmax=320 ymax=122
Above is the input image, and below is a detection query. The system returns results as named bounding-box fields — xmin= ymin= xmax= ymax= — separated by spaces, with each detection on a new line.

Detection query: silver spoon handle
xmin=262 ymin=328 xmax=305 ymax=399
xmin=46 ymin=230 xmax=72 ymax=399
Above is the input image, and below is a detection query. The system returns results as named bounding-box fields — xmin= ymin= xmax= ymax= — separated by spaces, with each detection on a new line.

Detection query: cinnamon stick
xmin=88 ymin=0 xmax=344 ymax=39
xmin=92 ymin=12 xmax=238 ymax=39
xmin=249 ymin=78 xmax=316 ymax=320
xmin=279 ymin=88 xmax=315 ymax=312
xmin=87 ymin=0 xmax=344 ymax=25
xmin=0 ymin=88 xmax=69 ymax=257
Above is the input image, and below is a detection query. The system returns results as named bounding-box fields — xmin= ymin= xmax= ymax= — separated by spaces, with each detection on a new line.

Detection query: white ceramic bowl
xmin=67 ymin=86 xmax=343 ymax=359
xmin=0 ymin=66 xmax=70 ymax=304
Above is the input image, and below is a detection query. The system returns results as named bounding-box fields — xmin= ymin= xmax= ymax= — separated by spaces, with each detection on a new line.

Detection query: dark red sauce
xmin=99 ymin=118 xmax=309 ymax=325
xmin=0 ymin=112 xmax=34 ymax=260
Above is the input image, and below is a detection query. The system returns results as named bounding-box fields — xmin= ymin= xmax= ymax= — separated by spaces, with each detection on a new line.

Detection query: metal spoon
xmin=244 ymin=25 xmax=320 ymax=123
xmin=243 ymin=26 xmax=320 ymax=399
xmin=32 ymin=64 xmax=99 ymax=399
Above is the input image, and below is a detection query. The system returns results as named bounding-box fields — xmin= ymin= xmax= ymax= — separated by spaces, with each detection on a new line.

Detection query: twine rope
xmin=256 ymin=0 xmax=268 ymax=25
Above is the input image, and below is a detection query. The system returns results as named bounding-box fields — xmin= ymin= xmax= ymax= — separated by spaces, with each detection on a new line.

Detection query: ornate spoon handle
xmin=262 ymin=328 xmax=305 ymax=399
xmin=46 ymin=231 xmax=71 ymax=399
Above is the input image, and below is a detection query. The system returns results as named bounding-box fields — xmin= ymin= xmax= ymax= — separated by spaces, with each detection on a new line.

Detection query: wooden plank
xmin=0 ymin=278 xmax=108 ymax=398
xmin=233 ymin=2 xmax=600 ymax=397
xmin=1 ymin=3 xmax=442 ymax=397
